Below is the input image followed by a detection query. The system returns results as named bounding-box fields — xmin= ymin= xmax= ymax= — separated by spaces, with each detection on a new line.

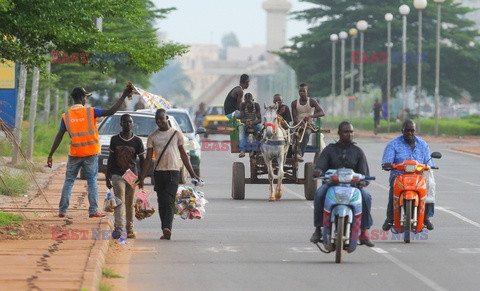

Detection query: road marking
xmin=378 ymin=252 xmax=448 ymax=291
xmin=201 ymin=246 xmax=239 ymax=253
xmin=451 ymin=248 xmax=480 ymax=254
xmin=437 ymin=206 xmax=480 ymax=228
xmin=371 ymin=247 xmax=388 ymax=254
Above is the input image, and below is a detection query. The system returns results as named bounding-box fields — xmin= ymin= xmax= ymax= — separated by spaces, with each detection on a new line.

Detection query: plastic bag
xmin=423 ymin=170 xmax=436 ymax=203
xmin=134 ymin=189 xmax=155 ymax=220
xmin=103 ymin=189 xmax=117 ymax=212
xmin=175 ymin=185 xmax=208 ymax=220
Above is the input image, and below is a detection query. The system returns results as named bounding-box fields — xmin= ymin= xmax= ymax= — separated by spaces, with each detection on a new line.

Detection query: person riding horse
xmin=238 ymin=93 xmax=262 ymax=158
xmin=291 ymin=83 xmax=325 ymax=162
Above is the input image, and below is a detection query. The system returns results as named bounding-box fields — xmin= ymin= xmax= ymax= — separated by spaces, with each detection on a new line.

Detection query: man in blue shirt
xmin=381 ymin=119 xmax=435 ymax=231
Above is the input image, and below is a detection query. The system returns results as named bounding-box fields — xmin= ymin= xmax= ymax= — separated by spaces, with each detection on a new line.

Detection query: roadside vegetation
xmin=0 ymin=169 xmax=30 ymax=196
xmin=0 ymin=212 xmax=24 ymax=227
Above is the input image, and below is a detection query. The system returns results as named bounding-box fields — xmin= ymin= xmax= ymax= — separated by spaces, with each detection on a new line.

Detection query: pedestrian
xmin=134 ymin=98 xmax=146 ymax=110
xmin=138 ymin=108 xmax=200 ymax=240
xmin=194 ymin=102 xmax=207 ymax=128
xmin=291 ymin=83 xmax=325 ymax=162
xmin=224 ymin=74 xmax=249 ymax=119
xmin=105 ymin=114 xmax=145 ymax=239
xmin=47 ymin=84 xmax=133 ymax=218
xmin=373 ymin=98 xmax=382 ymax=135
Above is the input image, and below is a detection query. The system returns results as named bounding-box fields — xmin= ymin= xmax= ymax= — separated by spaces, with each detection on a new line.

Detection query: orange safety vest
xmin=62 ymin=107 xmax=100 ymax=157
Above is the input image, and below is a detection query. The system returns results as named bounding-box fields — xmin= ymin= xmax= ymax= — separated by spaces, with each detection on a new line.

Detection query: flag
xmin=132 ymin=85 xmax=171 ymax=110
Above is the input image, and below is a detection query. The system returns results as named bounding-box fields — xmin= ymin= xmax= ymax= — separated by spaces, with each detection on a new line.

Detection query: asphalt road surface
xmin=128 ymin=134 xmax=480 ymax=291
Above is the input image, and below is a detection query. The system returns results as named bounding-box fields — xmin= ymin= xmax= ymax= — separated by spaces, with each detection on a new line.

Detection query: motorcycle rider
xmin=311 ymin=121 xmax=374 ymax=247
xmin=381 ymin=119 xmax=435 ymax=231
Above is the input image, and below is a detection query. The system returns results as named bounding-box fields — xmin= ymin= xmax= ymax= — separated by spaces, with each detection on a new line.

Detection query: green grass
xmin=98 ymin=282 xmax=112 ymax=291
xmin=0 ymin=212 xmax=24 ymax=227
xmin=102 ymin=267 xmax=123 ymax=279
xmin=0 ymin=169 xmax=30 ymax=196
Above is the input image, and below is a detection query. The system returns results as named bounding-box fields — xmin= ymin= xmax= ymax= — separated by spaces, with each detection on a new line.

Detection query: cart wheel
xmin=304 ymin=162 xmax=316 ymax=200
xmin=232 ymin=162 xmax=245 ymax=200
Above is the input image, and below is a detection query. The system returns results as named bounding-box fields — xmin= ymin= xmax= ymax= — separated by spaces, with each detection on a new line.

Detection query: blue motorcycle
xmin=316 ymin=168 xmax=375 ymax=263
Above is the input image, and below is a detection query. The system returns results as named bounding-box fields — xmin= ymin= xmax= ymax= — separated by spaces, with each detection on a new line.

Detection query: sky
xmin=151 ymin=0 xmax=315 ymax=47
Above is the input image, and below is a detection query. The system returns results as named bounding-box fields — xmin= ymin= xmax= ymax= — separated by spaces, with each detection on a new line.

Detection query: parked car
xmin=202 ymin=104 xmax=232 ymax=137
xmin=166 ymin=108 xmax=205 ymax=176
xmin=81 ymin=111 xmax=189 ymax=184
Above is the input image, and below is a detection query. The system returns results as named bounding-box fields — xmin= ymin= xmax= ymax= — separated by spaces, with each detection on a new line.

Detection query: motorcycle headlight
xmin=334 ymin=189 xmax=351 ymax=203
xmin=404 ymin=164 xmax=416 ymax=173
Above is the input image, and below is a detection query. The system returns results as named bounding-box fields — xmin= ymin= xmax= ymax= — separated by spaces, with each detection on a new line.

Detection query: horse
xmin=262 ymin=104 xmax=290 ymax=201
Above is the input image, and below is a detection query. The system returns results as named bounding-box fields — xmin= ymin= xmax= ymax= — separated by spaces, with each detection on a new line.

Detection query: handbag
xmin=153 ymin=130 xmax=177 ymax=171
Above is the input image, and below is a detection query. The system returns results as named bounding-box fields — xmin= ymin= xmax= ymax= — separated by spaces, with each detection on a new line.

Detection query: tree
xmin=0 ymin=0 xmax=187 ymax=73
xmin=279 ymin=0 xmax=480 ymax=102
xmin=148 ymin=61 xmax=193 ymax=105
xmin=220 ymin=32 xmax=240 ymax=60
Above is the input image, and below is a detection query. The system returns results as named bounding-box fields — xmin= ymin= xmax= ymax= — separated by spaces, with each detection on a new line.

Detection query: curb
xmin=81 ymin=218 xmax=114 ymax=291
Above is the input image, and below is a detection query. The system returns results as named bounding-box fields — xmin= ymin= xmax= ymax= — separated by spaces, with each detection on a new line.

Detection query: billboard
xmin=0 ymin=60 xmax=17 ymax=127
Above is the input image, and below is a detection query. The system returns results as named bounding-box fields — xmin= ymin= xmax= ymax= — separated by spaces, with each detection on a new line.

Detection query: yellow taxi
xmin=202 ymin=104 xmax=233 ymax=136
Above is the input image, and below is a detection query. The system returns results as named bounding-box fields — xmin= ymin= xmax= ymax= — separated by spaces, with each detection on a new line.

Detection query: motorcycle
xmin=315 ymin=168 xmax=375 ymax=263
xmin=384 ymin=152 xmax=441 ymax=243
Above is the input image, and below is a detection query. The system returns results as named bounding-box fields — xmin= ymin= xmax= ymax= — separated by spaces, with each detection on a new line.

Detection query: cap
xmin=71 ymin=87 xmax=92 ymax=99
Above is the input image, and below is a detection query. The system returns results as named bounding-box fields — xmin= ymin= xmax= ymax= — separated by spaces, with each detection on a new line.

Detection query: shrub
xmin=0 ymin=169 xmax=30 ymax=196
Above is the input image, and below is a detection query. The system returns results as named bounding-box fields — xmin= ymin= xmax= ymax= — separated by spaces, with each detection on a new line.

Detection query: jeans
xmin=314 ymin=183 xmax=373 ymax=230
xmin=386 ymin=175 xmax=434 ymax=222
xmin=239 ymin=123 xmax=263 ymax=152
xmin=298 ymin=127 xmax=312 ymax=156
xmin=226 ymin=110 xmax=240 ymax=120
xmin=153 ymin=170 xmax=180 ymax=231
xmin=59 ymin=155 xmax=99 ymax=215
xmin=111 ymin=174 xmax=135 ymax=232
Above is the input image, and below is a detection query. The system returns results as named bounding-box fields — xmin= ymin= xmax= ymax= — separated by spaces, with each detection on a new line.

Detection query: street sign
xmin=0 ymin=60 xmax=17 ymax=127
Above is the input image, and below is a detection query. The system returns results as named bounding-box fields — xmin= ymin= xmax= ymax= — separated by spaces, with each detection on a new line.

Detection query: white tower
xmin=263 ymin=0 xmax=292 ymax=62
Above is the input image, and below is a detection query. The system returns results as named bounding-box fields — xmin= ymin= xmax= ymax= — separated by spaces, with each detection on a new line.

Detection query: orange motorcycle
xmin=385 ymin=152 xmax=441 ymax=243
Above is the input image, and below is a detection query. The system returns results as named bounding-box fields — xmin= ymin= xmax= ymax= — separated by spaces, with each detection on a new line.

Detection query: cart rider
xmin=291 ymin=83 xmax=325 ymax=162
xmin=224 ymin=74 xmax=250 ymax=119
xmin=238 ymin=93 xmax=262 ymax=158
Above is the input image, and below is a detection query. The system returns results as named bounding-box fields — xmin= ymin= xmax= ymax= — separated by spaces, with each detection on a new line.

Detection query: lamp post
xmin=399 ymin=4 xmax=410 ymax=121
xmin=434 ymin=0 xmax=445 ymax=137
xmin=349 ymin=28 xmax=358 ymax=95
xmin=414 ymin=0 xmax=427 ymax=134
xmin=356 ymin=20 xmax=368 ymax=115
xmin=385 ymin=13 xmax=393 ymax=132
xmin=339 ymin=31 xmax=348 ymax=117
xmin=330 ymin=33 xmax=338 ymax=119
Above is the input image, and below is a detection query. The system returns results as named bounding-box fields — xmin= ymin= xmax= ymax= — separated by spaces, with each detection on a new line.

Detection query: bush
xmin=0 ymin=169 xmax=30 ymax=196
xmin=0 ymin=212 xmax=24 ymax=227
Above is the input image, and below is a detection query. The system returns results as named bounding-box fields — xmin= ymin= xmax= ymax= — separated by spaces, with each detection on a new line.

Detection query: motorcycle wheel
xmin=335 ymin=216 xmax=345 ymax=263
xmin=404 ymin=200 xmax=412 ymax=243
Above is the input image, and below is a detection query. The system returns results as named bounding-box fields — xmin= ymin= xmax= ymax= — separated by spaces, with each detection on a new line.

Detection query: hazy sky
xmin=152 ymin=0 xmax=315 ymax=47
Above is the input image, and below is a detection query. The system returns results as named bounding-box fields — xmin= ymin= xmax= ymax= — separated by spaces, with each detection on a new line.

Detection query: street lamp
xmin=356 ymin=20 xmax=368 ymax=114
xmin=349 ymin=28 xmax=358 ymax=99
xmin=399 ymin=4 xmax=410 ymax=121
xmin=414 ymin=0 xmax=427 ymax=133
xmin=330 ymin=33 xmax=338 ymax=118
xmin=385 ymin=13 xmax=393 ymax=132
xmin=434 ymin=0 xmax=445 ymax=137
xmin=339 ymin=31 xmax=348 ymax=117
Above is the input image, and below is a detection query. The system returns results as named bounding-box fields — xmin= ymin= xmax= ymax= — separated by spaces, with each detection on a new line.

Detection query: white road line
xmin=371 ymin=247 xmax=388 ymax=254
xmin=379 ymin=252 xmax=448 ymax=291
xmin=437 ymin=206 xmax=480 ymax=228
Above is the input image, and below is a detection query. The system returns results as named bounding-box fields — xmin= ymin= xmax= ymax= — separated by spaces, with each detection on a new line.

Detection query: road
xmin=127 ymin=134 xmax=480 ymax=290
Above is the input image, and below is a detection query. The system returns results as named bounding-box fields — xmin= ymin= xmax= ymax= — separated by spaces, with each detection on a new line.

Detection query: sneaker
xmin=58 ymin=213 xmax=66 ymax=218
xmin=359 ymin=230 xmax=375 ymax=247
xmin=127 ymin=230 xmax=136 ymax=239
xmin=160 ymin=228 xmax=171 ymax=240
xmin=310 ymin=227 xmax=322 ymax=243
xmin=89 ymin=212 xmax=106 ymax=218
xmin=382 ymin=219 xmax=392 ymax=231
xmin=424 ymin=219 xmax=434 ymax=230
xmin=239 ymin=151 xmax=245 ymax=158
xmin=112 ymin=229 xmax=122 ymax=240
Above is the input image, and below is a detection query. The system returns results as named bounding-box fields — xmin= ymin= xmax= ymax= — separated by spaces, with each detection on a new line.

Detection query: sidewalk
xmin=0 ymin=162 xmax=114 ymax=291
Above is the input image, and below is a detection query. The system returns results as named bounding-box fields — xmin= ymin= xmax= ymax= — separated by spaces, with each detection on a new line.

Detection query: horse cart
xmin=229 ymin=111 xmax=329 ymax=201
